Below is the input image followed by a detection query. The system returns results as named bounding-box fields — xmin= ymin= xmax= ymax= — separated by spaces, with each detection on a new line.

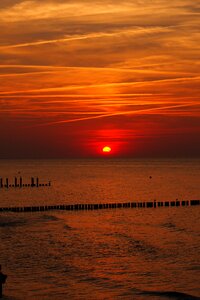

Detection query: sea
xmin=0 ymin=158 xmax=199 ymax=300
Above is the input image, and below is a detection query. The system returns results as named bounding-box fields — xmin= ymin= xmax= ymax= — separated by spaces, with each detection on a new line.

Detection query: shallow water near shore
xmin=0 ymin=159 xmax=200 ymax=299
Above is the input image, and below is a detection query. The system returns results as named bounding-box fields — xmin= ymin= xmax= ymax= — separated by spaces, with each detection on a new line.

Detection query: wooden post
xmin=0 ymin=178 xmax=2 ymax=188
xmin=6 ymin=178 xmax=9 ymax=188
xmin=20 ymin=177 xmax=22 ymax=188
xmin=31 ymin=177 xmax=35 ymax=187
xmin=190 ymin=200 xmax=200 ymax=206
xmin=147 ymin=202 xmax=153 ymax=208
xmin=14 ymin=177 xmax=17 ymax=187
xmin=0 ymin=265 xmax=7 ymax=297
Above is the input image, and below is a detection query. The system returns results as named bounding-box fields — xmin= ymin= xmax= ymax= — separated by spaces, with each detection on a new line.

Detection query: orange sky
xmin=0 ymin=0 xmax=199 ymax=158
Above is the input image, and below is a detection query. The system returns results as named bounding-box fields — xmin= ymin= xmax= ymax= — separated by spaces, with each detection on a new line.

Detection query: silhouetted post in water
xmin=6 ymin=178 xmax=8 ymax=188
xmin=20 ymin=177 xmax=22 ymax=188
xmin=0 ymin=178 xmax=2 ymax=188
xmin=15 ymin=177 xmax=17 ymax=187
xmin=0 ymin=265 xmax=7 ymax=298
xmin=36 ymin=177 xmax=39 ymax=187
xmin=31 ymin=177 xmax=35 ymax=187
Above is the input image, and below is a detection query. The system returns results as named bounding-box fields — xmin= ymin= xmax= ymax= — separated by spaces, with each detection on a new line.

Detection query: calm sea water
xmin=0 ymin=159 xmax=200 ymax=299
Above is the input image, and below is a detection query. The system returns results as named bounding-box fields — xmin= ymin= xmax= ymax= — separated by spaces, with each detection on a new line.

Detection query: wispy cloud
xmin=0 ymin=0 xmax=199 ymax=157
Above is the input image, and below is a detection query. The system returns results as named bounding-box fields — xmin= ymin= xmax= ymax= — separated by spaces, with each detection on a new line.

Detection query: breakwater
xmin=0 ymin=177 xmax=51 ymax=188
xmin=0 ymin=200 xmax=199 ymax=213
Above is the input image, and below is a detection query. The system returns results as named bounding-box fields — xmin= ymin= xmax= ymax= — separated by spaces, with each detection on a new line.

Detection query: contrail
xmin=25 ymin=103 xmax=195 ymax=128
xmin=0 ymin=76 xmax=199 ymax=95
xmin=0 ymin=27 xmax=170 ymax=50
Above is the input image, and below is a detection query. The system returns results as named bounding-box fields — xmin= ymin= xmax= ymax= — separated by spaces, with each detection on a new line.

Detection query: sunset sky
xmin=0 ymin=0 xmax=199 ymax=158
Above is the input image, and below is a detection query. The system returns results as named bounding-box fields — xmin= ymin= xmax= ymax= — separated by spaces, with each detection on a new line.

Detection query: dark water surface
xmin=0 ymin=159 xmax=199 ymax=299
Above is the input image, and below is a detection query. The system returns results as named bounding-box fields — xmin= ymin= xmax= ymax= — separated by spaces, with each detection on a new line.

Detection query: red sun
xmin=102 ymin=146 xmax=112 ymax=153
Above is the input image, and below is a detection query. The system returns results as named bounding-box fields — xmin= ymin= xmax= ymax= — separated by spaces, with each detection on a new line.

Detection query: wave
xmin=141 ymin=290 xmax=200 ymax=299
xmin=161 ymin=222 xmax=185 ymax=233
xmin=116 ymin=232 xmax=158 ymax=258
xmin=3 ymin=296 xmax=20 ymax=300
xmin=40 ymin=214 xmax=60 ymax=222
xmin=0 ymin=220 xmax=26 ymax=227
xmin=2 ymin=296 xmax=19 ymax=300
xmin=0 ymin=213 xmax=60 ymax=228
xmin=63 ymin=224 xmax=73 ymax=230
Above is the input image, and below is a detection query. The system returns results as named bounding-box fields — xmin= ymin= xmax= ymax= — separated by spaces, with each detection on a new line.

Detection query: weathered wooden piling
xmin=31 ymin=177 xmax=34 ymax=187
xmin=147 ymin=202 xmax=153 ymax=208
xmin=20 ymin=177 xmax=22 ymax=188
xmin=190 ymin=199 xmax=200 ymax=205
xmin=182 ymin=200 xmax=189 ymax=206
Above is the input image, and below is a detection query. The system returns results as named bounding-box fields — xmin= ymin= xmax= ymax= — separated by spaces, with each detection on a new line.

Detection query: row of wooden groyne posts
xmin=0 ymin=177 xmax=51 ymax=188
xmin=0 ymin=200 xmax=199 ymax=213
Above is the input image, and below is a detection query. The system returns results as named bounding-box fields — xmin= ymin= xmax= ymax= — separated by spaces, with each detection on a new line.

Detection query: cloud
xmin=0 ymin=0 xmax=199 ymax=157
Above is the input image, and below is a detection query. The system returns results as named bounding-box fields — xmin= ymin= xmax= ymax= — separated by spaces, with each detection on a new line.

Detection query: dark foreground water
xmin=0 ymin=159 xmax=199 ymax=299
